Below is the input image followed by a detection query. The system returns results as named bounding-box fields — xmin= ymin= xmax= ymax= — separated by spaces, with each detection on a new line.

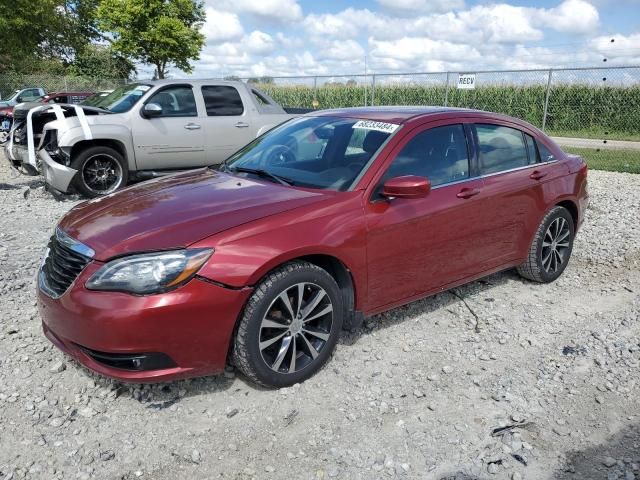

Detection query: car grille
xmin=39 ymin=231 xmax=93 ymax=298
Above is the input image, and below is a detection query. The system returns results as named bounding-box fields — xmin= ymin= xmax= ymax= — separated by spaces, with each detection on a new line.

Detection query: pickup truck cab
xmin=6 ymin=80 xmax=301 ymax=197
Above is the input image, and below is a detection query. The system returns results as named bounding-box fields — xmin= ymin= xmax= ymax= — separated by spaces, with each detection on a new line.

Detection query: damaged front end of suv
xmin=4 ymin=103 xmax=111 ymax=190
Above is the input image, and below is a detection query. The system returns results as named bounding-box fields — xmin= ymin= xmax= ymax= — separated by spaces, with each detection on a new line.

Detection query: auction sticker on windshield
xmin=352 ymin=120 xmax=399 ymax=134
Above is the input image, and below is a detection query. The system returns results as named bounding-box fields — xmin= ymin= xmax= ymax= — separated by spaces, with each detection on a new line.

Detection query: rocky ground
xmin=0 ymin=155 xmax=638 ymax=480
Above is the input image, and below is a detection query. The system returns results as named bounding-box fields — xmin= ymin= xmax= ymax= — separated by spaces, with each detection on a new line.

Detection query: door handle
xmin=456 ymin=187 xmax=481 ymax=199
xmin=234 ymin=122 xmax=250 ymax=128
xmin=530 ymin=170 xmax=547 ymax=180
xmin=184 ymin=123 xmax=201 ymax=130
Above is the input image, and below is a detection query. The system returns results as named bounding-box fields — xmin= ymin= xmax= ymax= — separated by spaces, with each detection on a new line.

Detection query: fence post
xmin=444 ymin=72 xmax=450 ymax=106
xmin=542 ymin=69 xmax=553 ymax=131
xmin=371 ymin=74 xmax=376 ymax=106
xmin=313 ymin=76 xmax=318 ymax=106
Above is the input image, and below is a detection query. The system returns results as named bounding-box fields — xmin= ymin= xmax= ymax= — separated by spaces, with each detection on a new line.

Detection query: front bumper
xmin=40 ymin=149 xmax=78 ymax=193
xmin=38 ymin=261 xmax=252 ymax=382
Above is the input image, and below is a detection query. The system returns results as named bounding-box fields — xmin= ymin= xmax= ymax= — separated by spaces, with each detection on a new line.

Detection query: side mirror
xmin=382 ymin=175 xmax=431 ymax=199
xmin=142 ymin=102 xmax=163 ymax=118
xmin=16 ymin=96 xmax=23 ymax=103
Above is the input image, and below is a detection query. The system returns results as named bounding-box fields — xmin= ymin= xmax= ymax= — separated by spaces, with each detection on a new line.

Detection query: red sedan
xmin=38 ymin=107 xmax=588 ymax=387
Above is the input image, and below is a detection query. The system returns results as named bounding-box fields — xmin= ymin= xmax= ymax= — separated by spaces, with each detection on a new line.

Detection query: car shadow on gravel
xmin=341 ymin=269 xmax=519 ymax=346
xmin=554 ymin=423 xmax=640 ymax=479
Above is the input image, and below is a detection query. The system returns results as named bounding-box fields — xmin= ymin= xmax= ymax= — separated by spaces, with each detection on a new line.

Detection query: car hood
xmin=59 ymin=169 xmax=328 ymax=261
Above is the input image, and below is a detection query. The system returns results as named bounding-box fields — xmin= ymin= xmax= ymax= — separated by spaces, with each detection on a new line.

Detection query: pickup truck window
xmin=147 ymin=86 xmax=197 ymax=117
xmin=202 ymin=86 xmax=244 ymax=116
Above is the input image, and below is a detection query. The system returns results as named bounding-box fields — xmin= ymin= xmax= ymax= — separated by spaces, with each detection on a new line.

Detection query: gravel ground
xmin=0 ymin=154 xmax=639 ymax=480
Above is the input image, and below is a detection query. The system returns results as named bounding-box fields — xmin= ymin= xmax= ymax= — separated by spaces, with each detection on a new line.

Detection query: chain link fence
xmin=248 ymin=66 xmax=640 ymax=173
xmin=0 ymin=73 xmax=127 ymax=99
xmin=1 ymin=67 xmax=636 ymax=173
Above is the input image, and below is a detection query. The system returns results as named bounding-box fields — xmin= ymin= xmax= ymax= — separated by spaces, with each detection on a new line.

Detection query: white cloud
xmin=201 ymin=8 xmax=243 ymax=43
xmin=376 ymin=0 xmax=465 ymax=14
xmin=215 ymin=0 xmax=303 ymax=23
xmin=244 ymin=31 xmax=276 ymax=55
xmin=536 ymin=0 xmax=599 ymax=34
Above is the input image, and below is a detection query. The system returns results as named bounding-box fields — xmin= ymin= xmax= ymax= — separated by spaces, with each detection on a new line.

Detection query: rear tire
xmin=517 ymin=206 xmax=575 ymax=283
xmin=232 ymin=261 xmax=343 ymax=388
xmin=71 ymin=146 xmax=128 ymax=198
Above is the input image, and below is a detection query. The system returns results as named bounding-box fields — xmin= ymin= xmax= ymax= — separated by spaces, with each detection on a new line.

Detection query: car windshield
xmin=222 ymin=116 xmax=397 ymax=191
xmin=80 ymin=84 xmax=151 ymax=113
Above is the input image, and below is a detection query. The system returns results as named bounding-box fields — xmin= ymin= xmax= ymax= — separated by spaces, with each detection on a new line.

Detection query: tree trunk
xmin=155 ymin=63 xmax=165 ymax=79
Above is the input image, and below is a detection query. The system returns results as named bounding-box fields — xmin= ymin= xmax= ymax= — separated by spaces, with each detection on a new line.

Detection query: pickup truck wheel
xmin=71 ymin=146 xmax=128 ymax=198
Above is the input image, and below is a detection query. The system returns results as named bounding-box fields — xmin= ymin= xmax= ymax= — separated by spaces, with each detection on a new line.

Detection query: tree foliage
xmin=0 ymin=0 xmax=101 ymax=72
xmin=97 ymin=0 xmax=205 ymax=79
xmin=68 ymin=45 xmax=136 ymax=80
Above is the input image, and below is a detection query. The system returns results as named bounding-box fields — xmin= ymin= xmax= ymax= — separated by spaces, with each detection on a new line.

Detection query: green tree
xmin=0 ymin=0 xmax=101 ymax=72
xmin=68 ymin=44 xmax=136 ymax=80
xmin=97 ymin=0 xmax=205 ymax=79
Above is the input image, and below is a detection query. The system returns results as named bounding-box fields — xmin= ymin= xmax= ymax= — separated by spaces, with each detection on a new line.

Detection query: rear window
xmin=202 ymin=86 xmax=244 ymax=116
xmin=476 ymin=124 xmax=528 ymax=175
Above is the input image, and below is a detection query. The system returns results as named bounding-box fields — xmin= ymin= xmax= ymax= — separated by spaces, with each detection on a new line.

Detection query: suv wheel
xmin=233 ymin=261 xmax=343 ymax=387
xmin=517 ymin=206 xmax=575 ymax=283
xmin=71 ymin=146 xmax=128 ymax=198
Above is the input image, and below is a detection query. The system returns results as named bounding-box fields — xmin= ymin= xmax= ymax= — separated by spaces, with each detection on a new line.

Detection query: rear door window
xmin=202 ymin=86 xmax=244 ymax=116
xmin=476 ymin=124 xmax=528 ymax=175
xmin=524 ymin=134 xmax=539 ymax=164
xmin=537 ymin=141 xmax=556 ymax=162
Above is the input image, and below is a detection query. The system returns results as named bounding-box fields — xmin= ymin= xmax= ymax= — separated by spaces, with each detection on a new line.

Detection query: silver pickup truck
xmin=5 ymin=80 xmax=304 ymax=197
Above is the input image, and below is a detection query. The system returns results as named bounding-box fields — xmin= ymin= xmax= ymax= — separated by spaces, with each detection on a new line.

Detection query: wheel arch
xmin=70 ymin=139 xmax=128 ymax=168
xmin=555 ymin=199 xmax=579 ymax=230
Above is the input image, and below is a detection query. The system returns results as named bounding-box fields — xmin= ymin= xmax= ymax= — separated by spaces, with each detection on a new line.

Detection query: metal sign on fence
xmin=457 ymin=73 xmax=476 ymax=89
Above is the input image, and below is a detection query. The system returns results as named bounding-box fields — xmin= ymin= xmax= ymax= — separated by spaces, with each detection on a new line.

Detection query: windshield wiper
xmin=227 ymin=166 xmax=293 ymax=186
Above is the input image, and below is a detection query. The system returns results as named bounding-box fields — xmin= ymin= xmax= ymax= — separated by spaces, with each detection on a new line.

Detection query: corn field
xmin=256 ymin=83 xmax=640 ymax=140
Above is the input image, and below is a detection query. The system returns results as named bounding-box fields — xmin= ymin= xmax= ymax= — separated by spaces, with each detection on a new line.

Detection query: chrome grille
xmin=39 ymin=229 xmax=94 ymax=298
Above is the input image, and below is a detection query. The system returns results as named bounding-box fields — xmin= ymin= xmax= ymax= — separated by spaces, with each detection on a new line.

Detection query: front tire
xmin=71 ymin=146 xmax=128 ymax=198
xmin=517 ymin=206 xmax=575 ymax=283
xmin=232 ymin=261 xmax=343 ymax=388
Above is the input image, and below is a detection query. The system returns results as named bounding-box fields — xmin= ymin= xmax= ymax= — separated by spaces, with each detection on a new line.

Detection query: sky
xmin=172 ymin=0 xmax=640 ymax=78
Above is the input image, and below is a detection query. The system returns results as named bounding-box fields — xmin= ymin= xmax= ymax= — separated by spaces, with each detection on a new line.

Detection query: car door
xmin=200 ymin=85 xmax=260 ymax=164
xmin=471 ymin=123 xmax=568 ymax=265
xmin=132 ymin=84 xmax=206 ymax=170
xmin=364 ymin=122 xmax=493 ymax=312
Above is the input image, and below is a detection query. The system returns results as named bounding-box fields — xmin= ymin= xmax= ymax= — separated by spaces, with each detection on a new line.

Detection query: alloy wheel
xmin=259 ymin=282 xmax=334 ymax=374
xmin=82 ymin=154 xmax=123 ymax=195
xmin=541 ymin=217 xmax=571 ymax=273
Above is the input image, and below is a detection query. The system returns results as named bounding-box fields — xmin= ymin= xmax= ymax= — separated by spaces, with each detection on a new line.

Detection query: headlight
xmin=86 ymin=249 xmax=213 ymax=294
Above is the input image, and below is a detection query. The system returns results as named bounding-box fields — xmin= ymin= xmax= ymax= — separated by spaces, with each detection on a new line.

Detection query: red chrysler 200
xmin=38 ymin=107 xmax=588 ymax=387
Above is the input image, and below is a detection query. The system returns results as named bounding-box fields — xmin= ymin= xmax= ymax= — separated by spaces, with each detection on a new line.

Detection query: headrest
xmin=362 ymin=130 xmax=388 ymax=154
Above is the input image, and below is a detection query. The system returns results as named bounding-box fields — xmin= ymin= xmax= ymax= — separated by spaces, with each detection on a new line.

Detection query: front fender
xmin=57 ymin=125 xmax=136 ymax=170
xmin=191 ymin=193 xmax=369 ymax=310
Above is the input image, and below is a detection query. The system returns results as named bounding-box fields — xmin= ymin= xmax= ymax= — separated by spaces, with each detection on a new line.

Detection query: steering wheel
xmin=261 ymin=144 xmax=296 ymax=167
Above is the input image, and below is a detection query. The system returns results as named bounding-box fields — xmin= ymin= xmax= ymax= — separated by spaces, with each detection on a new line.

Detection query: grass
xmin=547 ymin=129 xmax=640 ymax=142
xmin=563 ymin=147 xmax=640 ymax=174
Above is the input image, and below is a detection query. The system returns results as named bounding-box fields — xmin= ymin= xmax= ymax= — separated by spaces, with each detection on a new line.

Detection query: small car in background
xmin=38 ymin=107 xmax=588 ymax=387
xmin=0 ymin=87 xmax=47 ymax=131
xmin=38 ymin=91 xmax=95 ymax=105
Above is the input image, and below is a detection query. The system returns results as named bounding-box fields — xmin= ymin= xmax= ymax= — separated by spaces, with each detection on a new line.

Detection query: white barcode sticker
xmin=352 ymin=120 xmax=400 ymax=134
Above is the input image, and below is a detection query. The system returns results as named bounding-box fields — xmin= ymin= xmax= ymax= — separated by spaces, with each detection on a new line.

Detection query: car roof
xmin=308 ymin=106 xmax=543 ymax=133
xmin=309 ymin=106 xmax=481 ymax=124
